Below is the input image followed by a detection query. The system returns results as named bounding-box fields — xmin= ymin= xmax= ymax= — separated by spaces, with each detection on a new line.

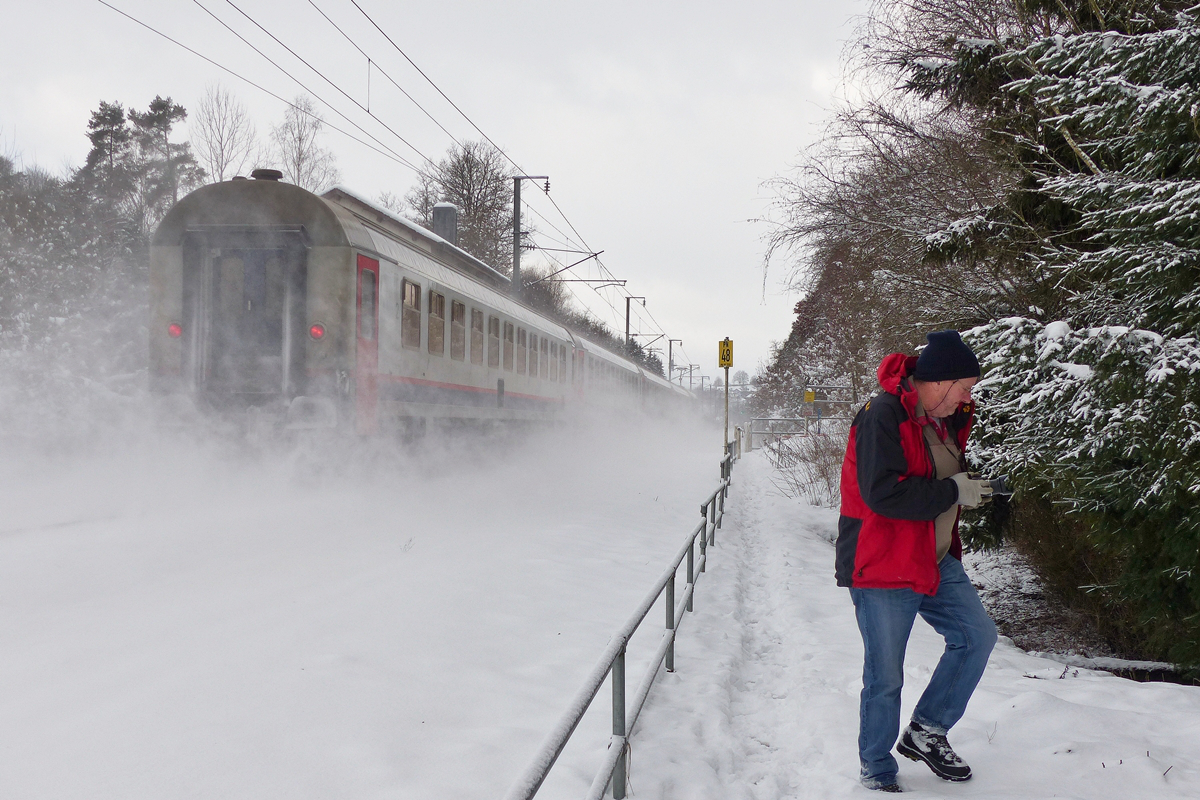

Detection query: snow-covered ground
xmin=3 ymin=426 xmax=1198 ymax=799
xmin=630 ymin=452 xmax=1200 ymax=798
xmin=0 ymin=418 xmax=723 ymax=799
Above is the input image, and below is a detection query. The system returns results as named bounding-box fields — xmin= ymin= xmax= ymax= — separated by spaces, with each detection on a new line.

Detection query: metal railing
xmin=502 ymin=452 xmax=737 ymax=800
xmin=747 ymin=414 xmax=854 ymax=449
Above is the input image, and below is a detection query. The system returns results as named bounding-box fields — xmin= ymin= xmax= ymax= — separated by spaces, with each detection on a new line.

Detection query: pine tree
xmin=128 ymin=96 xmax=204 ymax=236
xmin=76 ymin=97 xmax=204 ymax=238
xmin=78 ymin=101 xmax=135 ymax=211
xmin=909 ymin=4 xmax=1200 ymax=665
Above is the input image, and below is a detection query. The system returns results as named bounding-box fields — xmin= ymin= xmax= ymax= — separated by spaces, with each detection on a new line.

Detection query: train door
xmin=181 ymin=227 xmax=308 ymax=406
xmin=356 ymin=254 xmax=380 ymax=434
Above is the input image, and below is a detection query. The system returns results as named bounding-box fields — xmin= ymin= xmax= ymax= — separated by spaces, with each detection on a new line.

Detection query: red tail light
xmin=167 ymin=323 xmax=183 ymax=338
xmin=309 ymin=323 xmax=326 ymax=340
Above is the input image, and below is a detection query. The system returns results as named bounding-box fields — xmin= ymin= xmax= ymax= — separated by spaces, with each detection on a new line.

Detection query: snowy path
xmin=629 ymin=452 xmax=1200 ymax=799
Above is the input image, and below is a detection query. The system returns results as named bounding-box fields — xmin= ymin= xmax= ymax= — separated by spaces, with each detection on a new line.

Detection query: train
xmin=149 ymin=169 xmax=691 ymax=434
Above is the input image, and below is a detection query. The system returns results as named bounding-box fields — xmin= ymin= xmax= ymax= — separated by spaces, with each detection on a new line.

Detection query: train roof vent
xmin=251 ymin=168 xmax=283 ymax=181
xmin=432 ymin=202 xmax=458 ymax=246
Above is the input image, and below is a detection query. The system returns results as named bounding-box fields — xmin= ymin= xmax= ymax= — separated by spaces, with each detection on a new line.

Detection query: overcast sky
xmin=1 ymin=0 xmax=867 ymax=381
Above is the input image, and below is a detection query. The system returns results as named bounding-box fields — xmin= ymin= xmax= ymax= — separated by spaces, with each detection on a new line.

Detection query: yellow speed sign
xmin=718 ymin=338 xmax=733 ymax=368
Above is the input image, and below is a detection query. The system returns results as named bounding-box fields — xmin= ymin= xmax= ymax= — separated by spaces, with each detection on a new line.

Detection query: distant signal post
xmin=719 ymin=338 xmax=733 ymax=451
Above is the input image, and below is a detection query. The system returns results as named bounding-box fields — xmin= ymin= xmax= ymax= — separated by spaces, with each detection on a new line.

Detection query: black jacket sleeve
xmin=855 ymin=394 xmax=959 ymax=521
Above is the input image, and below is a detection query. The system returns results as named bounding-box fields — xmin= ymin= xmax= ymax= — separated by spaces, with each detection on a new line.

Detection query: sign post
xmin=718 ymin=338 xmax=733 ymax=451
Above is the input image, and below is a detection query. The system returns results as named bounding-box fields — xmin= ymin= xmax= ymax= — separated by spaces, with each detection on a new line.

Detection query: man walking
xmin=836 ymin=330 xmax=998 ymax=792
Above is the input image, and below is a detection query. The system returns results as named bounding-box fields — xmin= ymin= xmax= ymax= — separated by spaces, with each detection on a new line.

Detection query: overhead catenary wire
xmin=202 ymin=0 xmax=433 ymax=169
xmin=227 ymin=0 xmax=676 ymax=350
xmin=346 ymin=0 xmax=523 ymax=176
xmin=227 ymin=0 xmax=638 ymax=337
xmin=94 ymin=0 xmax=419 ymax=172
xmin=306 ymin=0 xmax=464 ymax=149
xmin=344 ymin=0 xmax=678 ymax=342
xmin=200 ymin=0 xmax=628 ymax=333
xmin=101 ymin=0 xmax=689 ymax=364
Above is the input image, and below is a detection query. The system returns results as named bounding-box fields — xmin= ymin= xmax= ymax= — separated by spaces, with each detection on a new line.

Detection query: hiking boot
xmin=861 ymin=777 xmax=903 ymax=792
xmin=896 ymin=721 xmax=972 ymax=782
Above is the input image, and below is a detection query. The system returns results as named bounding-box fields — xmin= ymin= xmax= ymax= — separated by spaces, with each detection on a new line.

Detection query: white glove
xmin=950 ymin=472 xmax=991 ymax=508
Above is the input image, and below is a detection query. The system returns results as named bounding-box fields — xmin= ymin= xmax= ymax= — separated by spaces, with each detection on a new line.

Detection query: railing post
xmin=699 ymin=505 xmax=708 ymax=573
xmin=666 ymin=573 xmax=676 ymax=672
xmin=612 ymin=645 xmax=627 ymax=799
xmin=708 ymin=501 xmax=716 ymax=545
xmin=686 ymin=538 xmax=694 ymax=612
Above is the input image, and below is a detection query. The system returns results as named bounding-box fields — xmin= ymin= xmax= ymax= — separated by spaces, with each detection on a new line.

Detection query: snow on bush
xmin=763 ymin=424 xmax=848 ymax=509
xmin=964 ymin=318 xmax=1200 ymax=666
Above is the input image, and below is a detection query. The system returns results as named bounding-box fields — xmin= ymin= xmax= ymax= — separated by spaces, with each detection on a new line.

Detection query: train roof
xmin=572 ymin=337 xmax=692 ymax=396
xmin=324 ymin=188 xmax=678 ymax=380
xmin=574 ymin=337 xmax=637 ymax=369
xmin=645 ymin=370 xmax=693 ymax=398
xmin=322 ymin=186 xmax=514 ymax=292
xmin=151 ymin=178 xmax=348 ymax=248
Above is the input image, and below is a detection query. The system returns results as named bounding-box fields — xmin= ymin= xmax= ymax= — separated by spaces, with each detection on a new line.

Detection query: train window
xmin=471 ymin=309 xmax=484 ymax=365
xmin=540 ymin=337 xmax=549 ymax=376
xmin=428 ymin=290 xmax=445 ymax=356
xmin=560 ymin=347 xmax=567 ymax=383
xmin=488 ymin=316 xmax=500 ymax=368
xmin=529 ymin=332 xmax=539 ymax=377
xmin=504 ymin=322 xmax=515 ymax=371
xmin=516 ymin=328 xmax=527 ymax=375
xmin=359 ymin=269 xmax=377 ymax=341
xmin=402 ymin=279 xmax=421 ymax=349
xmin=451 ymin=301 xmax=466 ymax=361
xmin=550 ymin=342 xmax=559 ymax=382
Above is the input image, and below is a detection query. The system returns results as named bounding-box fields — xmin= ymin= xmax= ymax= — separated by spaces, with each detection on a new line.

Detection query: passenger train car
xmin=149 ymin=170 xmax=691 ymax=433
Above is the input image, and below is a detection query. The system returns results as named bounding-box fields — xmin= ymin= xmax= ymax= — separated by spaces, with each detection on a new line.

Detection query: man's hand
xmin=950 ymin=472 xmax=991 ymax=508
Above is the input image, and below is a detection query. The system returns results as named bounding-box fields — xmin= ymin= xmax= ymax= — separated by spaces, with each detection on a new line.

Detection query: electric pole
xmin=512 ymin=175 xmax=548 ymax=299
xmin=625 ymin=296 xmax=645 ymax=351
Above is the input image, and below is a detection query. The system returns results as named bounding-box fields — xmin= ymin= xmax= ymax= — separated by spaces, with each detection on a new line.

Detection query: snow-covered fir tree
xmin=910 ymin=2 xmax=1200 ymax=665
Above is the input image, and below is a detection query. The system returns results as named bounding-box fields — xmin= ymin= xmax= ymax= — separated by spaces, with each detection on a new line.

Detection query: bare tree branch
xmin=269 ymin=96 xmax=339 ymax=192
xmin=191 ymin=84 xmax=257 ymax=183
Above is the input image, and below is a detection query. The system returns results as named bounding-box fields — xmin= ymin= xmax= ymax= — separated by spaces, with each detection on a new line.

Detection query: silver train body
xmin=149 ymin=174 xmax=691 ymax=432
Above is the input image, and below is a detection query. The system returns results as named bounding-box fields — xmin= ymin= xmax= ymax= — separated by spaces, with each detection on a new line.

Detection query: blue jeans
xmin=849 ymin=555 xmax=997 ymax=788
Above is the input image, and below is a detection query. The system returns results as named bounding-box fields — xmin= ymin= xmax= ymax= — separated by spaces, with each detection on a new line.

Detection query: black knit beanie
xmin=913 ymin=330 xmax=981 ymax=382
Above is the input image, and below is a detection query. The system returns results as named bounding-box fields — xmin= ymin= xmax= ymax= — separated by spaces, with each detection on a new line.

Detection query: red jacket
xmin=836 ymin=353 xmax=974 ymax=596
